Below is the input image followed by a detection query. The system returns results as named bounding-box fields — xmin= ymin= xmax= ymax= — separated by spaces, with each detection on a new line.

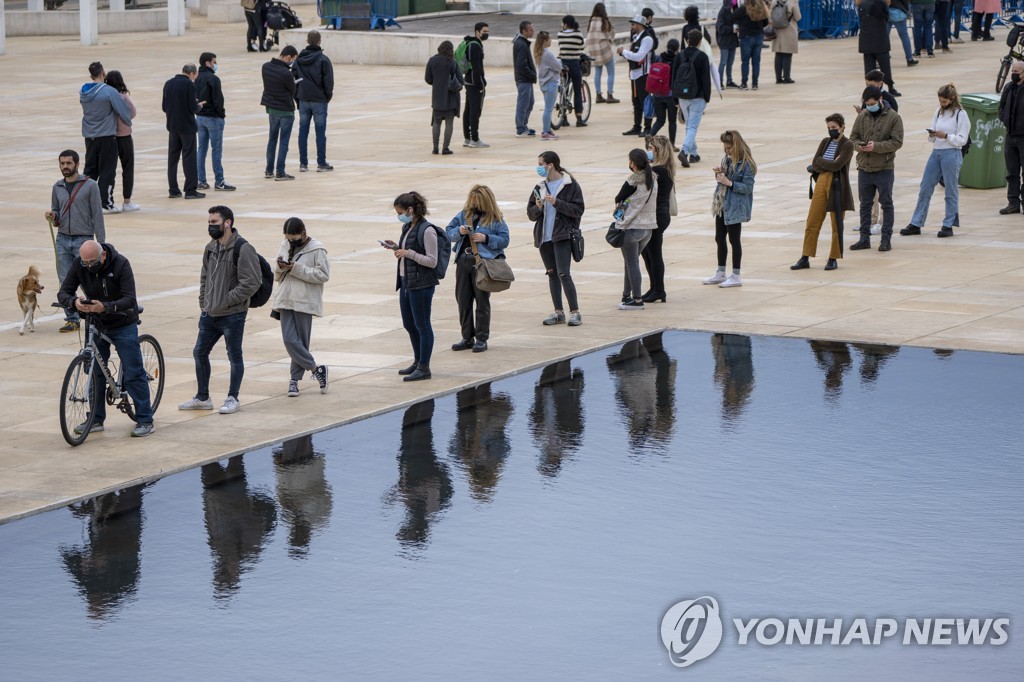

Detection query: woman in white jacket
xmin=902 ymin=83 xmax=971 ymax=239
xmin=273 ymin=217 xmax=331 ymax=396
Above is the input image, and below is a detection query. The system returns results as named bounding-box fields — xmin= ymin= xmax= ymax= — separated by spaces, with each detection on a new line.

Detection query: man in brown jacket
xmin=849 ymin=86 xmax=904 ymax=252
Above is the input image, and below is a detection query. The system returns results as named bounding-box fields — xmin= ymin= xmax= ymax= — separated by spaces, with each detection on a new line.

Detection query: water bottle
xmin=613 ymin=199 xmax=629 ymax=221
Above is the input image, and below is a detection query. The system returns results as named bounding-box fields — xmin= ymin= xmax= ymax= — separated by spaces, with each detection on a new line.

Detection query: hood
xmin=463 ymin=35 xmax=481 ymax=44
xmin=297 ymin=45 xmax=323 ymax=65
xmin=627 ymin=170 xmax=648 ymax=187
xmin=295 ymin=237 xmax=327 ymax=256
xmin=80 ymin=82 xmax=106 ymax=102
xmin=95 ymin=242 xmax=120 ymax=272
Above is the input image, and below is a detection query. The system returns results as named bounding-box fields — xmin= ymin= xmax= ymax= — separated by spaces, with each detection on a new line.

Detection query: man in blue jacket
xmin=79 ymin=61 xmax=134 ymax=214
xmin=513 ymin=21 xmax=537 ymax=137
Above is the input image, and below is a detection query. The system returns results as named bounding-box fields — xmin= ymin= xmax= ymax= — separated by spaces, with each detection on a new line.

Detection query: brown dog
xmin=17 ymin=266 xmax=44 ymax=335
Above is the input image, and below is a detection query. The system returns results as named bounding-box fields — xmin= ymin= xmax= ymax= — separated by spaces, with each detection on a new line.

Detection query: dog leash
xmin=45 ymin=216 xmax=60 ymax=275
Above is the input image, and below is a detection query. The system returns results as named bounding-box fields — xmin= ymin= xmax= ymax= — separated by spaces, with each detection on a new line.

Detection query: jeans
xmin=266 ymin=113 xmax=294 ymax=176
xmin=889 ymin=19 xmax=914 ymax=61
xmin=92 ymin=322 xmax=153 ymax=425
xmin=1005 ymin=134 xmax=1024 ymax=208
xmin=565 ymin=59 xmax=584 ymax=115
xmin=719 ymin=47 xmax=736 ymax=84
xmin=951 ymin=0 xmax=964 ymax=37
xmin=594 ymin=59 xmax=615 ymax=94
xmin=463 ymin=85 xmax=485 ymax=141
xmin=539 ymin=239 xmax=578 ymax=311
xmin=739 ymin=34 xmax=764 ymax=86
xmin=715 ymin=215 xmax=743 ymax=270
xmin=934 ymin=2 xmax=951 ymax=48
xmin=540 ymin=80 xmax=558 ymax=133
xmin=678 ymin=97 xmax=707 ymax=157
xmin=193 ymin=310 xmax=247 ymax=400
xmin=399 ymin=284 xmax=435 ymax=366
xmin=168 ymin=130 xmax=198 ymax=194
xmin=515 ymin=81 xmax=535 ymax=134
xmin=858 ymin=168 xmax=895 ymax=236
xmin=56 ymin=234 xmax=90 ymax=321
xmin=621 ymin=229 xmax=653 ymax=300
xmin=196 ymin=116 xmax=225 ymax=185
xmin=298 ymin=100 xmax=328 ymax=167
xmin=912 ymin=5 xmax=935 ymax=54
xmin=911 ymin=148 xmax=962 ymax=228
xmin=454 ymin=252 xmax=491 ymax=341
xmin=650 ymin=96 xmax=677 ymax=143
xmin=115 ymin=135 xmax=134 ymax=200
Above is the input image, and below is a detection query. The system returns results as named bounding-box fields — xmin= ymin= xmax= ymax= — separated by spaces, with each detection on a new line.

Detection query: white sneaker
xmin=703 ymin=271 xmax=727 ymax=285
xmin=219 ymin=396 xmax=240 ymax=414
xmin=103 ymin=205 xmax=122 ymax=215
xmin=179 ymin=397 xmax=214 ymax=410
xmin=463 ymin=139 xmax=473 ymax=148
xmin=471 ymin=140 xmax=491 ymax=148
xmin=870 ymin=223 xmax=882 ymax=235
xmin=719 ymin=274 xmax=743 ymax=288
xmin=122 ymin=202 xmax=141 ymax=212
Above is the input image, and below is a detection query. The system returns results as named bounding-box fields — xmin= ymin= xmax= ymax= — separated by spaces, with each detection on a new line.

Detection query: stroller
xmin=996 ymin=22 xmax=1024 ymax=93
xmin=265 ymin=1 xmax=303 ymax=48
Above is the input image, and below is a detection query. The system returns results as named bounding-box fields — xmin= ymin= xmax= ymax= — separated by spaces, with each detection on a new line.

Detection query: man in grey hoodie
xmin=80 ymin=62 xmax=134 ymax=213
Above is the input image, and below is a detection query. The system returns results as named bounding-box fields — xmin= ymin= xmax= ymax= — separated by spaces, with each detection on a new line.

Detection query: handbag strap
xmin=467 ymin=214 xmax=484 ymax=264
xmin=61 ymin=178 xmax=88 ymax=219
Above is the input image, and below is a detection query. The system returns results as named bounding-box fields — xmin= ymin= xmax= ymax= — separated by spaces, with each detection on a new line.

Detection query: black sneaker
xmin=168 ymin=190 xmax=182 ymax=198
xmin=275 ymin=173 xmax=295 ymax=181
xmin=677 ymin=152 xmax=690 ymax=168
xmin=197 ymin=182 xmax=210 ymax=190
xmin=878 ymin=237 xmax=892 ymax=252
xmin=215 ymin=182 xmax=236 ymax=191
xmin=184 ymin=191 xmax=207 ymax=200
xmin=999 ymin=204 xmax=1021 ymax=215
xmin=317 ymin=164 xmax=334 ymax=172
xmin=312 ymin=364 xmax=329 ymax=393
xmin=622 ymin=128 xmax=641 ymax=136
xmin=900 ymin=224 xmax=921 ymax=236
xmin=689 ymin=155 xmax=701 ymax=163
xmin=937 ymin=227 xmax=954 ymax=238
xmin=850 ymin=239 xmax=871 ymax=251
xmin=265 ymin=171 xmax=274 ymax=179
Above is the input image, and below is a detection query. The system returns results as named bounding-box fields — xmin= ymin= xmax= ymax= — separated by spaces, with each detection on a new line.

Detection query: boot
xmin=606 ymin=93 xmax=620 ymax=103
xmin=403 ymin=364 xmax=432 ymax=382
xmin=824 ymin=259 xmax=838 ymax=271
xmin=397 ymin=362 xmax=418 ymax=375
xmin=850 ymin=237 xmax=871 ymax=251
xmin=576 ymin=116 xmax=588 ymax=127
xmin=878 ymin=236 xmax=892 ymax=252
xmin=596 ymin=93 xmax=607 ymax=103
xmin=790 ymin=256 xmax=810 ymax=270
xmin=247 ymin=43 xmax=257 ymax=53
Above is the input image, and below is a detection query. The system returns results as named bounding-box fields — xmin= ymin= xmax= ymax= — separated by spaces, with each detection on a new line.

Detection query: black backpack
xmin=957 ymin=110 xmax=972 ymax=157
xmin=205 ymin=237 xmax=274 ymax=308
xmin=671 ymin=51 xmax=698 ymax=99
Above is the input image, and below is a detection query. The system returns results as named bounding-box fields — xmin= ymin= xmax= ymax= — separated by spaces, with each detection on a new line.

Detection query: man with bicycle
xmin=57 ymin=240 xmax=154 ymax=438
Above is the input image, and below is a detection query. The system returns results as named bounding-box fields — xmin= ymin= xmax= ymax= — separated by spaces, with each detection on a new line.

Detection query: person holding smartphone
xmin=272 ymin=217 xmax=330 ymax=397
xmin=849 ymin=86 xmax=904 ymax=252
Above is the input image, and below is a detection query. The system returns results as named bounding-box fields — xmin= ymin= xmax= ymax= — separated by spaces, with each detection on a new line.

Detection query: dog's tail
xmin=28 ymin=265 xmax=40 ymax=277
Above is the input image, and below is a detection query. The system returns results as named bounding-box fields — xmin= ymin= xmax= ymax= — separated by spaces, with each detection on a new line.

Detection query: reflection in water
xmin=59 ymin=484 xmax=145 ymax=621
xmin=386 ymin=400 xmax=453 ymax=551
xmin=449 ymin=384 xmax=514 ymax=503
xmin=711 ymin=334 xmax=755 ymax=425
xmin=202 ymin=456 xmax=277 ymax=601
xmin=530 ymin=359 xmax=585 ymax=477
xmin=273 ymin=435 xmax=333 ymax=559
xmin=851 ymin=342 xmax=900 ymax=384
xmin=606 ymin=333 xmax=677 ymax=452
xmin=933 ymin=348 xmax=956 ymax=359
xmin=810 ymin=340 xmax=853 ymax=402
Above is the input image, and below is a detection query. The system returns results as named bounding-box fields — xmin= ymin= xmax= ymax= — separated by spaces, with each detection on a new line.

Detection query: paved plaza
xmin=0 ymin=15 xmax=1021 ymax=523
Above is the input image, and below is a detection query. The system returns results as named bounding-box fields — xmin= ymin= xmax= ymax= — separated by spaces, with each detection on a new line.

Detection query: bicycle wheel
xmin=60 ymin=355 xmax=99 ymax=447
xmin=551 ymin=84 xmax=566 ymax=130
xmin=997 ymin=57 xmax=1011 ymax=93
xmin=139 ymin=334 xmax=166 ymax=414
xmin=580 ymin=80 xmax=593 ymax=123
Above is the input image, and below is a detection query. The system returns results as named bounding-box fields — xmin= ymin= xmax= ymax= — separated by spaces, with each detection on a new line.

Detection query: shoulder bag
xmin=448 ymin=61 xmax=463 ymax=93
xmin=606 ymin=185 xmax=655 ymax=248
xmin=569 ymin=226 xmax=585 ymax=262
xmin=469 ymin=229 xmax=514 ymax=293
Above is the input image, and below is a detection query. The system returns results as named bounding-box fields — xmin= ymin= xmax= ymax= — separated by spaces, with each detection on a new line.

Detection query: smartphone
xmin=926 ymin=128 xmax=935 ymax=134
xmin=378 ymin=240 xmax=397 ymax=250
xmin=533 ymin=188 xmax=543 ymax=202
xmin=80 ymin=298 xmax=93 ymax=305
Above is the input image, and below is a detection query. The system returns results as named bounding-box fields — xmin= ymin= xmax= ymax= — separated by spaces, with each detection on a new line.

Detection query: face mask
xmin=479 ymin=33 xmax=489 ymax=41
xmin=398 ymin=213 xmax=413 ymax=224
xmin=828 ymin=129 xmax=841 ymax=139
xmin=646 ymin=150 xmax=655 ymax=161
xmin=1013 ymin=73 xmax=1022 ymax=84
xmin=208 ymin=224 xmax=224 ymax=240
xmin=85 ymin=259 xmax=103 ymax=274
xmin=213 ymin=64 xmax=218 ymax=73
xmin=865 ymin=103 xmax=881 ymax=114
xmin=536 ymin=165 xmax=548 ymax=178
xmin=288 ymin=238 xmax=304 ymax=248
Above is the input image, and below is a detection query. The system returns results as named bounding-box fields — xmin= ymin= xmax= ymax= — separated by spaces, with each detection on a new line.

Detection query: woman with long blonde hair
xmin=705 ymin=130 xmax=757 ymax=288
xmin=444 ymin=185 xmax=510 ymax=352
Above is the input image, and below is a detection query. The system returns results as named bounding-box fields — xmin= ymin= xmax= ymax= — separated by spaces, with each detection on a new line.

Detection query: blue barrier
xmin=798 ymin=0 xmax=859 ymax=39
xmin=318 ymin=0 xmax=400 ymax=30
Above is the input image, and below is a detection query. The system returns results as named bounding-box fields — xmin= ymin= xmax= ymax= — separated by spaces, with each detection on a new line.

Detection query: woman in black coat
xmin=716 ymin=0 xmax=740 ymax=87
xmin=857 ymin=0 xmax=897 ymax=94
xmin=424 ymin=41 xmax=463 ymax=155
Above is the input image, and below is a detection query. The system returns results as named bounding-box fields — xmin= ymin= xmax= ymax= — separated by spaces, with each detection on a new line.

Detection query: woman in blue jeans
xmin=729 ymin=0 xmax=769 ymax=90
xmin=888 ymin=0 xmax=918 ymax=65
xmin=388 ymin=191 xmax=438 ymax=382
xmin=534 ymin=31 xmax=562 ymax=140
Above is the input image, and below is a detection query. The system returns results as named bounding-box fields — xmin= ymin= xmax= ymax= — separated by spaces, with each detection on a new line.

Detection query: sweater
xmin=50 ymin=176 xmax=105 ymax=241
xmin=162 ymin=74 xmax=200 ymax=134
xmin=557 ymin=29 xmax=586 ymax=60
xmin=272 ymin=237 xmax=330 ymax=317
xmin=716 ymin=4 xmax=740 ymax=50
xmin=200 ymin=229 xmax=263 ymax=317
xmin=538 ymin=48 xmax=563 ymax=87
xmin=928 ymin=107 xmax=971 ymax=150
xmin=115 ymin=93 xmax=136 ymax=136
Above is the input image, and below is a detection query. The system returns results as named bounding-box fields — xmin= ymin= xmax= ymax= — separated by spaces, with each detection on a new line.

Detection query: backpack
xmin=205 ymin=237 xmax=274 ymax=308
xmin=454 ymin=40 xmax=472 ymax=75
xmin=419 ymin=222 xmax=452 ymax=280
xmin=671 ymin=51 xmax=698 ymax=99
xmin=646 ymin=59 xmax=672 ymax=97
xmin=956 ymin=110 xmax=972 ymax=157
xmin=770 ymin=0 xmax=791 ymax=29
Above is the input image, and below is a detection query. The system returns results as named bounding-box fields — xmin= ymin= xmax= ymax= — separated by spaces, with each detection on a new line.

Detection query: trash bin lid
xmin=961 ymin=93 xmax=1002 ymax=113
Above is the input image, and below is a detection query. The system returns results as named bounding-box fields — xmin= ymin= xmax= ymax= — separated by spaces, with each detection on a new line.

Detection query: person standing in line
xmin=618 ymin=15 xmax=657 ymax=136
xmin=179 ymin=205 xmax=262 ymax=415
xmin=649 ymin=39 xmax=680 ymax=149
xmin=901 ymin=83 xmax=970 ymax=238
xmin=934 ymin=0 xmax=952 ymax=53
xmin=389 ymin=191 xmax=439 ymax=382
xmin=674 ymin=30 xmax=712 ymax=167
xmin=513 ymin=20 xmax=537 ymax=137
xmin=103 ymin=71 xmax=139 ymax=212
xmin=196 ymin=52 xmax=237 ymax=193
xmin=444 ymin=185 xmax=510 ymax=353
xmin=261 ymin=45 xmax=299 ymax=181
xmin=612 ymin=149 xmax=659 ymax=311
xmin=704 ymin=130 xmax=757 ymax=288
xmin=771 ymin=0 xmax=802 ymax=84
xmin=850 ymin=86 xmax=905 ymax=252
xmin=888 ymin=0 xmax=919 ymax=66
xmin=535 ymin=32 xmax=562 ymax=141
xmin=792 ymin=113 xmax=855 ymax=272
xmin=295 ymin=30 xmax=335 ymax=172
xmin=910 ymin=0 xmax=936 ymax=58
xmin=272 ymin=217 xmax=330 ymax=397
xmin=970 ymin=0 xmax=998 ymax=41
xmin=858 ymin=0 xmax=900 ymax=96
xmin=462 ymin=22 xmax=490 ymax=148
xmin=729 ymin=0 xmax=769 ymax=90
xmin=557 ymin=15 xmax=588 ymax=128
xmin=425 ymin=41 xmax=463 ymax=154
xmin=586 ymin=3 xmax=618 ymax=103
xmin=949 ymin=0 xmax=965 ymax=43
xmin=998 ymin=61 xmax=1024 ymax=214
xmin=162 ymin=63 xmax=204 ymax=200
xmin=716 ymin=0 xmax=740 ymax=88
xmin=45 ymin=150 xmax=105 ymax=333
xmin=528 ymin=151 xmax=585 ymax=326
xmin=80 ymin=61 xmax=134 ymax=213
xmin=642 ymin=136 xmax=676 ymax=302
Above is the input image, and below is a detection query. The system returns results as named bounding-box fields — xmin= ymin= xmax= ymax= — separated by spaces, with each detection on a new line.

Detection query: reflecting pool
xmin=0 ymin=331 xmax=1020 ymax=679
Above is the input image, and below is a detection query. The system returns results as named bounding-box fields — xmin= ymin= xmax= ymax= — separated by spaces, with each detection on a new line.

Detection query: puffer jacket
xmin=614 ymin=170 xmax=659 ymax=230
xmin=272 ymin=237 xmax=330 ymax=316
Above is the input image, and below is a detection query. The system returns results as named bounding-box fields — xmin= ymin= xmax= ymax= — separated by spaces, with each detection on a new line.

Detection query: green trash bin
xmin=959 ymin=93 xmax=1006 ymax=189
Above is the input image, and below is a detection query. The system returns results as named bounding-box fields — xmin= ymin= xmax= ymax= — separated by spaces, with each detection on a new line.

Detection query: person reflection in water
xmin=711 ymin=333 xmax=755 ymax=425
xmin=385 ymin=400 xmax=453 ymax=550
xmin=273 ymin=434 xmax=333 ymax=559
xmin=850 ymin=342 xmax=900 ymax=384
xmin=606 ymin=332 xmax=677 ymax=452
xmin=59 ymin=484 xmax=145 ymax=621
xmin=449 ymin=383 xmax=514 ymax=502
xmin=530 ymin=359 xmax=585 ymax=477
xmin=809 ymin=340 xmax=853 ymax=402
xmin=201 ymin=455 xmax=277 ymax=600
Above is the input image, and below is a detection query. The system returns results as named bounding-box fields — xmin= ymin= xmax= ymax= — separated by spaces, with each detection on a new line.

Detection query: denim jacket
xmin=445 ymin=210 xmax=510 ymax=259
xmin=721 ymin=158 xmax=756 ymax=224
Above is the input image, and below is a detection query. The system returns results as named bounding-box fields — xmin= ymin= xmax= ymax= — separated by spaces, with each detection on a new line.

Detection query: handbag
xmin=448 ymin=63 xmax=463 ymax=93
xmin=605 ymin=222 xmax=625 ymax=248
xmin=569 ymin=225 xmax=585 ymax=262
xmin=669 ymin=190 xmax=678 ymax=217
xmin=469 ymin=234 xmax=514 ymax=292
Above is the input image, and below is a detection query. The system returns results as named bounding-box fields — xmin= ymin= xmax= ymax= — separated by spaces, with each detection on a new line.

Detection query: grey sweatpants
xmin=280 ymin=309 xmax=315 ymax=381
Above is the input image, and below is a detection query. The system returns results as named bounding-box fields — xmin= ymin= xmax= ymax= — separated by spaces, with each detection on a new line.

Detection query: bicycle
xmin=57 ymin=303 xmax=165 ymax=446
xmin=996 ymin=22 xmax=1024 ymax=93
xmin=551 ymin=59 xmax=593 ymax=131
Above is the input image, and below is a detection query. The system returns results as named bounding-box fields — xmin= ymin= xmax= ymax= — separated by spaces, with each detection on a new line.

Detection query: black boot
xmin=404 ymin=364 xmax=432 ymax=382
xmin=850 ymin=238 xmax=871 ymax=251
xmin=824 ymin=259 xmax=838 ymax=271
xmin=398 ymin=362 xmax=418 ymax=375
xmin=878 ymin=236 xmax=892 ymax=252
xmin=790 ymin=256 xmax=810 ymax=270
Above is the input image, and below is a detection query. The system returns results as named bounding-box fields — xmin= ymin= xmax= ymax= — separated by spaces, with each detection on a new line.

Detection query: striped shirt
xmin=557 ymin=29 xmax=585 ymax=60
xmin=823 ymin=140 xmax=839 ymax=162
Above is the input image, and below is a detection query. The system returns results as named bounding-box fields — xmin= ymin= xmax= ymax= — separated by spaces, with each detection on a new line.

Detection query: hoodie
xmin=200 ymin=229 xmax=262 ymax=317
xmin=80 ymin=81 xmax=134 ymax=138
xmin=462 ymin=36 xmax=486 ymax=88
xmin=295 ymin=45 xmax=334 ymax=103
xmin=196 ymin=65 xmax=226 ymax=118
xmin=57 ymin=243 xmax=139 ymax=328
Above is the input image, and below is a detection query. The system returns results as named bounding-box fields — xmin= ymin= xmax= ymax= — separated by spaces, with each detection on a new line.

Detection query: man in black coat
xmin=857 ymin=0 xmax=900 ymax=96
xmin=998 ymin=60 xmax=1024 ymax=214
xmin=295 ymin=31 xmax=335 ymax=172
xmin=162 ymin=64 xmax=203 ymax=199
xmin=462 ymin=22 xmax=490 ymax=148
xmin=195 ymin=52 xmax=235 ymax=192
xmin=512 ymin=20 xmax=537 ymax=137
xmin=260 ymin=45 xmax=299 ymax=180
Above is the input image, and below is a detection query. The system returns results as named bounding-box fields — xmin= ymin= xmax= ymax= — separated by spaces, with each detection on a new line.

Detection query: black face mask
xmin=479 ymin=33 xmax=489 ymax=41
xmin=1013 ymin=73 xmax=1022 ymax=84
xmin=85 ymin=259 xmax=103 ymax=274
xmin=828 ymin=129 xmax=841 ymax=139
xmin=208 ymin=224 xmax=225 ymax=240
xmin=288 ymin=238 xmax=304 ymax=248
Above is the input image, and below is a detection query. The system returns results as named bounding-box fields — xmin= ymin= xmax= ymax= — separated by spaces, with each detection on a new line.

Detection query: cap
xmin=629 ymin=15 xmax=646 ymax=25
